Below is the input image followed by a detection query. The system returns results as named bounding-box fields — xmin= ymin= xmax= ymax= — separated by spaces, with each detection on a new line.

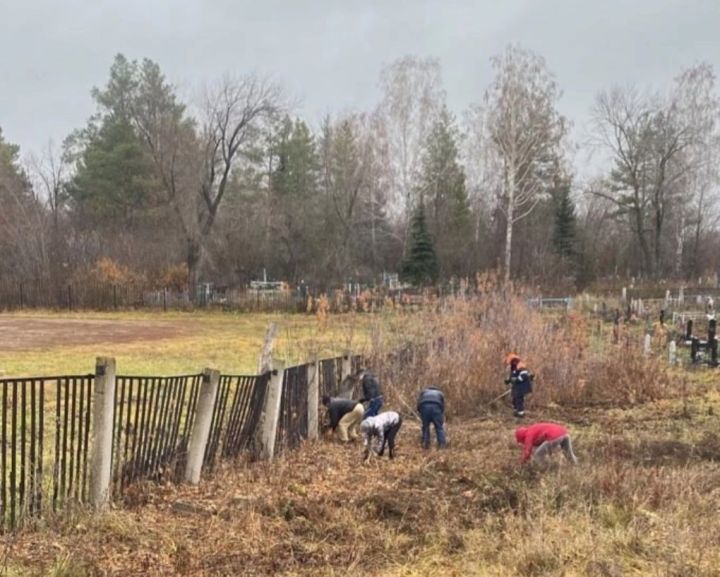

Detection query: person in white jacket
xmin=360 ymin=411 xmax=403 ymax=460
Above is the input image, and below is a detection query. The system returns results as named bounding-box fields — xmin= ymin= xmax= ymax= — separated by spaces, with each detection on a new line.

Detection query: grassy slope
xmin=0 ymin=311 xmax=371 ymax=377
xmin=4 ymin=389 xmax=720 ymax=577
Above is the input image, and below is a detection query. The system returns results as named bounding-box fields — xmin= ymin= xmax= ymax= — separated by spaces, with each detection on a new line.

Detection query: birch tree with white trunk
xmin=671 ymin=63 xmax=720 ymax=276
xmin=477 ymin=45 xmax=566 ymax=281
xmin=377 ymin=56 xmax=445 ymax=220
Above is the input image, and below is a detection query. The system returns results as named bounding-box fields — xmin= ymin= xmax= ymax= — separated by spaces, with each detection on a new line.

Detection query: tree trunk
xmin=674 ymin=214 xmax=685 ymax=277
xmin=186 ymin=237 xmax=202 ymax=304
xmin=631 ymin=203 xmax=652 ymax=277
xmin=691 ymin=190 xmax=705 ymax=277
xmin=504 ymin=163 xmax=516 ymax=283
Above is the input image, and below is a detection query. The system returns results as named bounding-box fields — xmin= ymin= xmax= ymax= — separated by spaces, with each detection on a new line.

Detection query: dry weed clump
xmin=359 ymin=279 xmax=677 ymax=416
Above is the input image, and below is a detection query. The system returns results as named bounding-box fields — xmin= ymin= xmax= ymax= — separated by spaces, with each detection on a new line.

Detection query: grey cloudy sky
xmin=1 ymin=0 xmax=719 ymax=167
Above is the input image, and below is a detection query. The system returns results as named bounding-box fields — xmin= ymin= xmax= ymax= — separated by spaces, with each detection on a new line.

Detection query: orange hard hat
xmin=504 ymin=353 xmax=521 ymax=365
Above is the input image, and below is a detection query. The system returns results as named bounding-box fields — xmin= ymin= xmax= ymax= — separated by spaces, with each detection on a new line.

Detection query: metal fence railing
xmin=0 ymin=279 xmax=313 ymax=313
xmin=275 ymin=364 xmax=310 ymax=452
xmin=0 ymin=353 xmax=366 ymax=530
xmin=206 ymin=374 xmax=268 ymax=468
xmin=0 ymin=375 xmax=94 ymax=530
xmin=111 ymin=375 xmax=202 ymax=493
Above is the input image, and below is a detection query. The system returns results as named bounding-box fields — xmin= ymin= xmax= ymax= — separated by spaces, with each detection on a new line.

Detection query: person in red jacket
xmin=515 ymin=422 xmax=578 ymax=465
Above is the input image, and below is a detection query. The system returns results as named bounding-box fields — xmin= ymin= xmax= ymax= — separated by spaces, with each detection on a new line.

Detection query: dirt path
xmin=0 ymin=316 xmax=189 ymax=351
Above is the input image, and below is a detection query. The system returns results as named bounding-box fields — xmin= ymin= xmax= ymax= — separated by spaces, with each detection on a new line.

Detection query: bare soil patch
xmin=0 ymin=315 xmax=189 ymax=351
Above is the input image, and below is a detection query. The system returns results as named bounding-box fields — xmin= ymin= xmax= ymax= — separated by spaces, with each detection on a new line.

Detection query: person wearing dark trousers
xmin=504 ymin=353 xmax=533 ymax=418
xmin=417 ymin=386 xmax=447 ymax=449
xmin=360 ymin=411 xmax=403 ymax=460
xmin=357 ymin=368 xmax=383 ymax=419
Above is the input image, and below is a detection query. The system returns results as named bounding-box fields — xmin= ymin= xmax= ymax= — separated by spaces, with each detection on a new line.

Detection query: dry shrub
xmin=87 ymin=257 xmax=143 ymax=285
xmin=157 ymin=263 xmax=189 ymax=290
xmin=361 ymin=278 xmax=676 ymax=416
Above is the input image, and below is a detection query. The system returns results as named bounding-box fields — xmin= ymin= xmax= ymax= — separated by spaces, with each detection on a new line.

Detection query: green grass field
xmin=0 ymin=311 xmax=374 ymax=377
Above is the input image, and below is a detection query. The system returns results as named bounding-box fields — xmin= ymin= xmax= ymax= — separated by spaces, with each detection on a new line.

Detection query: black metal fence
xmin=206 ymin=374 xmax=269 ymax=468
xmin=275 ymin=364 xmax=310 ymax=452
xmin=0 ymin=278 xmax=439 ymax=314
xmin=0 ymin=354 xmax=353 ymax=531
xmin=0 ymin=375 xmax=94 ymax=531
xmin=110 ymin=375 xmax=202 ymax=493
xmin=0 ymin=279 xmax=307 ymax=313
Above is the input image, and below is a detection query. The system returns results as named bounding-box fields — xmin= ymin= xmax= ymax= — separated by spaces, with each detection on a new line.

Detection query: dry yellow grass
xmin=3 ymin=393 xmax=720 ymax=577
xmin=2 ymin=292 xmax=719 ymax=576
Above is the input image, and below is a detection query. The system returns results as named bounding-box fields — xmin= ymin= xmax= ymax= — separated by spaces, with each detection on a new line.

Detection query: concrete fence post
xmin=253 ymin=360 xmax=285 ymax=461
xmin=337 ymin=352 xmax=354 ymax=400
xmin=184 ymin=368 xmax=220 ymax=484
xmin=668 ymin=341 xmax=677 ymax=365
xmin=90 ymin=357 xmax=116 ymax=509
xmin=307 ymin=359 xmax=320 ymax=441
xmin=643 ymin=333 xmax=652 ymax=356
xmin=341 ymin=352 xmax=352 ymax=381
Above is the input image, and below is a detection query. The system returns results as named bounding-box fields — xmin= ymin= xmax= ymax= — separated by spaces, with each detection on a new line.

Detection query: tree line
xmin=1 ymin=46 xmax=719 ymax=297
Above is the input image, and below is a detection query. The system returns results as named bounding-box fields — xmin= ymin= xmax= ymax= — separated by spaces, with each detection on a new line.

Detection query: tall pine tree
xmin=415 ymin=107 xmax=472 ymax=277
xmin=401 ymin=203 xmax=438 ymax=286
xmin=270 ymin=116 xmax=321 ymax=281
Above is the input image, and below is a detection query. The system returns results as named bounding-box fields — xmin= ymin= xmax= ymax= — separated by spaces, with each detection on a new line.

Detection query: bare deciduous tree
xmin=593 ymin=79 xmax=705 ymax=277
xmin=672 ymin=63 xmax=720 ymax=275
xmin=473 ymin=45 xmax=566 ymax=281
xmin=377 ymin=56 xmax=445 ymax=220
xmin=193 ymin=76 xmax=282 ymax=290
xmin=131 ymin=66 xmax=282 ymax=297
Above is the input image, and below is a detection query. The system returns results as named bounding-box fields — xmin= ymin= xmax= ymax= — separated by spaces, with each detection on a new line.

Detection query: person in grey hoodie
xmin=360 ymin=411 xmax=403 ymax=460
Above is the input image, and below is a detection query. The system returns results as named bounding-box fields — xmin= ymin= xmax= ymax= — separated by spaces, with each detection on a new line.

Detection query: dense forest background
xmin=1 ymin=47 xmax=719 ymax=295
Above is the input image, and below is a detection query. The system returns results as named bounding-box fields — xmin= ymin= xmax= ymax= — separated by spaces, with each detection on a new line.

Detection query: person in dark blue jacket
xmin=417 ymin=386 xmax=447 ymax=449
xmin=357 ymin=368 xmax=383 ymax=419
xmin=504 ymin=353 xmax=533 ymax=418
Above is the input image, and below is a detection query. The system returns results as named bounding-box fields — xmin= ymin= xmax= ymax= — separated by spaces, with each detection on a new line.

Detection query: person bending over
xmin=322 ymin=395 xmax=364 ymax=442
xmin=360 ymin=411 xmax=402 ymax=460
xmin=515 ymin=422 xmax=578 ymax=465
xmin=417 ymin=386 xmax=447 ymax=449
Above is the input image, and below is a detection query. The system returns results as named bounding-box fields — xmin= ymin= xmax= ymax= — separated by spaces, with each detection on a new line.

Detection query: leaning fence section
xmin=204 ymin=374 xmax=268 ymax=468
xmin=0 ymin=352 xmax=359 ymax=531
xmin=319 ymin=357 xmax=343 ymax=398
xmin=110 ymin=374 xmax=202 ymax=494
xmin=0 ymin=375 xmax=93 ymax=531
xmin=275 ymin=364 xmax=310 ymax=452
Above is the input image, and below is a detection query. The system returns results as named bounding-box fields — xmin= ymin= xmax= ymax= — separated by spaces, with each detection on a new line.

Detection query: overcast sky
xmin=1 ymin=0 xmax=719 ymax=173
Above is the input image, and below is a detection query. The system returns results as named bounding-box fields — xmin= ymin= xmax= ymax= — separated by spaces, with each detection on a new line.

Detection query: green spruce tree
xmin=270 ymin=116 xmax=321 ymax=280
xmin=415 ymin=107 xmax=472 ymax=277
xmin=552 ymin=180 xmax=578 ymax=259
xmin=401 ymin=203 xmax=439 ymax=286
